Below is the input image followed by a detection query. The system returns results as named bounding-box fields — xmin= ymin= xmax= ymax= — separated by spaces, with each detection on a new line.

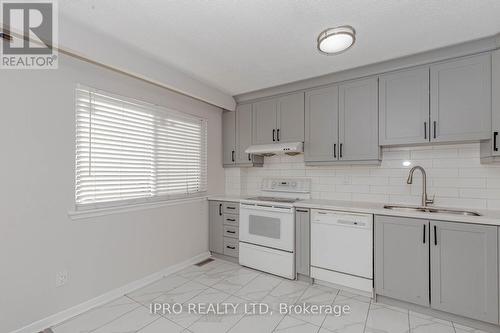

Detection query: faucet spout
xmin=407 ymin=166 xmax=434 ymax=207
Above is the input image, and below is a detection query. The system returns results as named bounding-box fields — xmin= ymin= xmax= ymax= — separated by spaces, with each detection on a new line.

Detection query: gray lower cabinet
xmin=379 ymin=67 xmax=430 ymax=145
xmin=430 ymin=54 xmax=491 ymax=142
xmin=430 ymin=220 xmax=498 ymax=324
xmin=304 ymin=85 xmax=339 ymax=163
xmin=295 ymin=209 xmax=310 ymax=277
xmin=209 ymin=200 xmax=239 ymax=258
xmin=375 ymin=216 xmax=429 ymax=306
xmin=338 ymin=77 xmax=380 ymax=162
xmin=375 ymin=215 xmax=499 ymax=324
xmin=209 ymin=201 xmax=224 ymax=254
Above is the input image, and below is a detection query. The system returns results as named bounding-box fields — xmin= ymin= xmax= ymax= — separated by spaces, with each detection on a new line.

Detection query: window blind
xmin=75 ymin=85 xmax=207 ymax=208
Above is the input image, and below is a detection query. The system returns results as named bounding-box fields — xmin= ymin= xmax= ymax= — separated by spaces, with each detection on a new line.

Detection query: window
xmin=75 ymin=85 xmax=207 ymax=209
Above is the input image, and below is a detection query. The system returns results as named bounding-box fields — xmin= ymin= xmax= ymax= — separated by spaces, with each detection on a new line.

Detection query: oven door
xmin=239 ymin=203 xmax=295 ymax=252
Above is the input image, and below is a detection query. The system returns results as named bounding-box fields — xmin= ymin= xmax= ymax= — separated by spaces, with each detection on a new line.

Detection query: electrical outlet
xmin=342 ymin=175 xmax=351 ymax=185
xmin=56 ymin=270 xmax=69 ymax=287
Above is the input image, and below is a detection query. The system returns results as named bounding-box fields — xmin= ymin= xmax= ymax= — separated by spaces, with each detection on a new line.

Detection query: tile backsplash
xmin=225 ymin=143 xmax=500 ymax=210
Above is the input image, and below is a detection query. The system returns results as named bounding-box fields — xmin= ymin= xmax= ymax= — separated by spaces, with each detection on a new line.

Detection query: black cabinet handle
xmin=272 ymin=129 xmax=276 ymax=142
xmin=434 ymin=225 xmax=437 ymax=246
xmin=494 ymin=132 xmax=498 ymax=152
xmin=226 ymin=206 xmax=236 ymax=210
xmin=433 ymin=121 xmax=437 ymax=139
xmin=339 ymin=143 xmax=343 ymax=158
xmin=424 ymin=122 xmax=427 ymax=140
xmin=423 ymin=224 xmax=426 ymax=244
xmin=226 ymin=230 xmax=236 ymax=234
xmin=226 ymin=245 xmax=236 ymax=250
xmin=219 ymin=203 xmax=222 ymax=216
xmin=277 ymin=129 xmax=280 ymax=141
xmin=333 ymin=143 xmax=337 ymax=158
xmin=231 ymin=150 xmax=235 ymax=162
xmin=296 ymin=209 xmax=309 ymax=213
xmin=226 ymin=218 xmax=236 ymax=222
xmin=248 ymin=153 xmax=251 ymax=161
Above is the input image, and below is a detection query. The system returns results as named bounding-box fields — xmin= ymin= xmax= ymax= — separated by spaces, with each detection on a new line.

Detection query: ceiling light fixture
xmin=317 ymin=25 xmax=356 ymax=55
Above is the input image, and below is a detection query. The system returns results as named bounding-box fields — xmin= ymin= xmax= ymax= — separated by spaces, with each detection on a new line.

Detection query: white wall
xmin=226 ymin=143 xmax=500 ymax=210
xmin=0 ymin=54 xmax=224 ymax=333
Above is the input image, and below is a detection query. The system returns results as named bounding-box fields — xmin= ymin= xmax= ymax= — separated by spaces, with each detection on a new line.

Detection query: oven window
xmin=249 ymin=215 xmax=281 ymax=239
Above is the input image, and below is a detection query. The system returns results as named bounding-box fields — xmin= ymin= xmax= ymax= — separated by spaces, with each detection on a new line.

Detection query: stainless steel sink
xmin=383 ymin=205 xmax=481 ymax=216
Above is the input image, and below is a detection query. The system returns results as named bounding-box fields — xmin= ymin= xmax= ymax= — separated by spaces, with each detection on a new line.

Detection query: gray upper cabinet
xmin=235 ymin=104 xmax=253 ymax=164
xmin=339 ymin=77 xmax=380 ymax=161
xmin=430 ymin=220 xmax=498 ymax=324
xmin=252 ymin=99 xmax=277 ymax=145
xmin=209 ymin=201 xmax=224 ymax=254
xmin=379 ymin=67 xmax=430 ymax=145
xmin=430 ymin=54 xmax=491 ymax=142
xmin=222 ymin=111 xmax=236 ymax=166
xmin=375 ymin=216 xmax=429 ymax=307
xmin=305 ymin=86 xmax=339 ymax=163
xmin=492 ymin=50 xmax=500 ymax=156
xmin=277 ymin=92 xmax=305 ymax=143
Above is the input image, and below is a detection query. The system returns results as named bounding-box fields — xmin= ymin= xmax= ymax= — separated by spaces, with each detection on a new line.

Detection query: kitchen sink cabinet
xmin=430 ymin=220 xmax=498 ymax=324
xmin=375 ymin=215 xmax=499 ymax=324
xmin=295 ymin=208 xmax=310 ymax=277
xmin=252 ymin=92 xmax=305 ymax=145
xmin=374 ymin=216 xmax=429 ymax=306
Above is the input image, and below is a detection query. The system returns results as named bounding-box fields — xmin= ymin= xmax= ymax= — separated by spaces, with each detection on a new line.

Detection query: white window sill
xmin=68 ymin=196 xmax=208 ymax=221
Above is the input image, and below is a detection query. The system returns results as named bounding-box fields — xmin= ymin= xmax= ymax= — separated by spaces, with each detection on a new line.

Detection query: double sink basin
xmin=384 ymin=204 xmax=481 ymax=216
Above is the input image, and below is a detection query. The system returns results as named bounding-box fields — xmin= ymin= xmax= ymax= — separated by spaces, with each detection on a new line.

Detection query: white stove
xmin=239 ymin=178 xmax=311 ymax=279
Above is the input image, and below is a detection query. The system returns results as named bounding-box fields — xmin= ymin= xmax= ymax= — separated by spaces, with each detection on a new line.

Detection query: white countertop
xmin=208 ymin=196 xmax=500 ymax=226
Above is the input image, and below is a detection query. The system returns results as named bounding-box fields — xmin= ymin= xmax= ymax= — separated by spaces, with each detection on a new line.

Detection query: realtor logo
xmin=1 ymin=0 xmax=58 ymax=69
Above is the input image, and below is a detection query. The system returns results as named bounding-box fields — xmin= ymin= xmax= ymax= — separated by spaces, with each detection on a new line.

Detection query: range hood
xmin=245 ymin=142 xmax=303 ymax=157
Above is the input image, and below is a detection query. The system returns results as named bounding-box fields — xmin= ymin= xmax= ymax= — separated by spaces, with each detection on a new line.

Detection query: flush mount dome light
xmin=317 ymin=25 xmax=356 ymax=55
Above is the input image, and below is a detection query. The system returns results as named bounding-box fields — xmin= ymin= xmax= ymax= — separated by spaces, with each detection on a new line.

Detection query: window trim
xmin=74 ymin=84 xmax=208 ymax=211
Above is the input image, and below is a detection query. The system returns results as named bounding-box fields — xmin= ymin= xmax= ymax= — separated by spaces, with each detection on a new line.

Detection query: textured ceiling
xmin=59 ymin=0 xmax=500 ymax=95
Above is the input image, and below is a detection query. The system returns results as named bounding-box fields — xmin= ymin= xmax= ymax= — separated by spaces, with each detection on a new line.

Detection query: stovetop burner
xmin=245 ymin=196 xmax=299 ymax=203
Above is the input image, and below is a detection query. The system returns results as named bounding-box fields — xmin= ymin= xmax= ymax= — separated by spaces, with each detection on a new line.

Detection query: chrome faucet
xmin=407 ymin=166 xmax=434 ymax=207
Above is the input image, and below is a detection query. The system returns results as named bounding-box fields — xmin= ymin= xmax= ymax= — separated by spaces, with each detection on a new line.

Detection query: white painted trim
xmin=68 ymin=196 xmax=208 ymax=220
xmin=9 ymin=252 xmax=211 ymax=333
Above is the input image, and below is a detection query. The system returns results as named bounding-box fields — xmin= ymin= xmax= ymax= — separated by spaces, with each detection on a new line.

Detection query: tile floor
xmin=52 ymin=259 xmax=488 ymax=333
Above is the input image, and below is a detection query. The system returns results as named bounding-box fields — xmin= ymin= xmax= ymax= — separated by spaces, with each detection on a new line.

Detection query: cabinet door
xmin=209 ymin=201 xmax=224 ymax=254
xmin=430 ymin=220 xmax=498 ymax=323
xmin=295 ymin=209 xmax=310 ymax=277
xmin=339 ymin=77 xmax=380 ymax=161
xmin=430 ymin=54 xmax=491 ymax=142
xmin=235 ymin=104 xmax=253 ymax=164
xmin=492 ymin=50 xmax=500 ymax=156
xmin=222 ymin=111 xmax=235 ymax=165
xmin=379 ymin=67 xmax=430 ymax=145
xmin=304 ymin=86 xmax=339 ymax=162
xmin=277 ymin=92 xmax=305 ymax=143
xmin=375 ymin=216 xmax=429 ymax=306
xmin=252 ymin=98 xmax=277 ymax=144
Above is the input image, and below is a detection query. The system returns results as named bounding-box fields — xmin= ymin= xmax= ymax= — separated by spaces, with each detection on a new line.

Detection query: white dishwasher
xmin=310 ymin=209 xmax=373 ymax=293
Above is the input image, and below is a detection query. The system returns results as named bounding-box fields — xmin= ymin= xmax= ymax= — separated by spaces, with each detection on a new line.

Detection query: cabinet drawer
xmin=223 ymin=237 xmax=239 ymax=257
xmin=223 ymin=214 xmax=239 ymax=226
xmin=223 ymin=202 xmax=239 ymax=214
xmin=224 ymin=225 xmax=239 ymax=239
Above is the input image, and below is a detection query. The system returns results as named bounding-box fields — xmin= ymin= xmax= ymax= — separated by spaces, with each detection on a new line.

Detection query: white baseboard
xmin=10 ymin=251 xmax=210 ymax=333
